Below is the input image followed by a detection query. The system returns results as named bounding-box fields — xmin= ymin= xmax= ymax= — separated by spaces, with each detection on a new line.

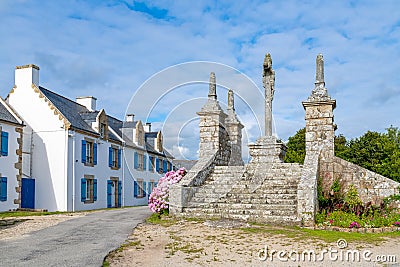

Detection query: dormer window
xmin=100 ymin=123 xmax=106 ymax=138
xmin=136 ymin=121 xmax=145 ymax=146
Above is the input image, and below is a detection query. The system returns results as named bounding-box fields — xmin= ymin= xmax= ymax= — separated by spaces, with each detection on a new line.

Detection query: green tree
xmin=284 ymin=128 xmax=306 ymax=164
xmin=340 ymin=127 xmax=400 ymax=182
xmin=284 ymin=126 xmax=400 ymax=182
xmin=284 ymin=128 xmax=349 ymax=164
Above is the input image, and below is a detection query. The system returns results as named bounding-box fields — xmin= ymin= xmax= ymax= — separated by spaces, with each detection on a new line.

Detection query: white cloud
xmin=0 ymin=0 xmax=399 ymax=158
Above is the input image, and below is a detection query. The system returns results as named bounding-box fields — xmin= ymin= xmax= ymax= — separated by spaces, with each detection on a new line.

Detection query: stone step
xmin=218 ymin=198 xmax=297 ymax=205
xmin=216 ymin=203 xmax=296 ymax=211
xmin=183 ymin=206 xmax=297 ymax=217
xmin=228 ymin=188 xmax=298 ymax=195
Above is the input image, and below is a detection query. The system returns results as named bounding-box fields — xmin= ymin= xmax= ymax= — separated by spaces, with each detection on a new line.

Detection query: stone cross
xmin=227 ymin=89 xmax=234 ymax=110
xmin=263 ymin=53 xmax=275 ymax=137
xmin=208 ymin=72 xmax=217 ymax=100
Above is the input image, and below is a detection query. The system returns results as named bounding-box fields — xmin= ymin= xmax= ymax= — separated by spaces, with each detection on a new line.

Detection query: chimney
xmin=76 ymin=96 xmax=97 ymax=111
xmin=15 ymin=64 xmax=40 ymax=88
xmin=126 ymin=114 xmax=135 ymax=122
xmin=144 ymin=122 xmax=152 ymax=132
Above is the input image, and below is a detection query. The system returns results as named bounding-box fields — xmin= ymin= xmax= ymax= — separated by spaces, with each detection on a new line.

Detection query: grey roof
xmin=121 ymin=121 xmax=137 ymax=129
xmin=0 ymin=98 xmax=22 ymax=125
xmin=39 ymin=87 xmax=97 ymax=134
xmin=38 ymin=86 xmax=173 ymax=157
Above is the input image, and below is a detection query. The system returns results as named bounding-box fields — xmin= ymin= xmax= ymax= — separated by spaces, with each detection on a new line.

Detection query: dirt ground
xmin=105 ymin=218 xmax=400 ymax=267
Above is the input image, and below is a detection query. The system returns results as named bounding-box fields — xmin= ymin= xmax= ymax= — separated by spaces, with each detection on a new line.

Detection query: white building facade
xmin=0 ymin=98 xmax=24 ymax=211
xmin=5 ymin=64 xmax=174 ymax=212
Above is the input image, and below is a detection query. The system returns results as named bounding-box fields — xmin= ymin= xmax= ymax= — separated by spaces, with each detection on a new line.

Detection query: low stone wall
xmin=297 ymin=153 xmax=320 ymax=227
xmin=319 ymin=156 xmax=400 ymax=205
xmin=169 ymin=151 xmax=219 ymax=215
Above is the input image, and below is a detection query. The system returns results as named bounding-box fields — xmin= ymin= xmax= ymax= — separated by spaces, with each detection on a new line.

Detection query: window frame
xmin=110 ymin=145 xmax=120 ymax=170
xmin=83 ymin=138 xmax=96 ymax=167
xmin=82 ymin=175 xmax=96 ymax=203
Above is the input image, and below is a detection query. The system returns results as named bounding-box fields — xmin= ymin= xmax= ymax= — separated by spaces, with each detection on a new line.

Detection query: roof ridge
xmin=39 ymin=86 xmax=89 ymax=111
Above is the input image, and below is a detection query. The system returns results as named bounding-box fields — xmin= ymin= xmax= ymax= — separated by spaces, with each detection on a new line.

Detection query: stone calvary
xmin=169 ymin=53 xmax=400 ymax=226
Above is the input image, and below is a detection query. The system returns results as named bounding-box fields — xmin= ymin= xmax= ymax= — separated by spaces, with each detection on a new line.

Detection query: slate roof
xmin=39 ymin=87 xmax=97 ymax=134
xmin=37 ymin=86 xmax=173 ymax=158
xmin=0 ymin=98 xmax=22 ymax=125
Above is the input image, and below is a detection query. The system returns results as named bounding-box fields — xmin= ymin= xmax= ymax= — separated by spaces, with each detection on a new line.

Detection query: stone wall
xmin=319 ymin=156 xmax=400 ymax=205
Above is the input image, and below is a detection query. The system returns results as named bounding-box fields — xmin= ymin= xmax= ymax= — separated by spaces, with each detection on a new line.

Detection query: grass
xmin=146 ymin=212 xmax=177 ymax=227
xmin=0 ymin=211 xmax=67 ymax=218
xmin=240 ymin=224 xmax=400 ymax=244
xmin=0 ymin=205 xmax=144 ymax=219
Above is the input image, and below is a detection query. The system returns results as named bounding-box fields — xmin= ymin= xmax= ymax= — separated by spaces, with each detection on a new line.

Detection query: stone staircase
xmin=182 ymin=163 xmax=303 ymax=225
xmin=187 ymin=165 xmax=246 ymax=207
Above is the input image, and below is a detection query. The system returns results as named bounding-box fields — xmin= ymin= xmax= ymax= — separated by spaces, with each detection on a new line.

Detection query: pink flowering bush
xmin=148 ymin=168 xmax=187 ymax=213
xmin=349 ymin=221 xmax=361 ymax=228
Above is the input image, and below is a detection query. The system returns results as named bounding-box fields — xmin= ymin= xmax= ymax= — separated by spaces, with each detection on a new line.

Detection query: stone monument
xmin=248 ymin=53 xmax=286 ymax=164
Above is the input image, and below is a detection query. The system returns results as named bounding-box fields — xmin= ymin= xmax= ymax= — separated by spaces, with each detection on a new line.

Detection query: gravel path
xmin=0 ymin=206 xmax=151 ymax=267
xmin=106 ymin=218 xmax=400 ymax=267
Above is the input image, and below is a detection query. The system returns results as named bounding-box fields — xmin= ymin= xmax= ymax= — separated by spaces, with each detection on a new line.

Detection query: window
xmin=81 ymin=176 xmax=97 ymax=203
xmin=109 ymin=146 xmax=121 ymax=169
xmin=148 ymin=180 xmax=154 ymax=195
xmin=81 ymin=139 xmax=97 ymax=166
xmin=134 ymin=152 xmax=145 ymax=171
xmin=0 ymin=177 xmax=7 ymax=201
xmin=158 ymin=158 xmax=163 ymax=174
xmin=149 ymin=156 xmax=155 ymax=172
xmin=134 ymin=180 xmax=146 ymax=198
xmin=99 ymin=123 xmax=106 ymax=138
xmin=0 ymin=128 xmax=9 ymax=157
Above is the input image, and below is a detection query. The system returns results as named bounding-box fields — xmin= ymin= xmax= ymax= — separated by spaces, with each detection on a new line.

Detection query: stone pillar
xmin=197 ymin=72 xmax=230 ymax=164
xmin=302 ymin=54 xmax=336 ymax=160
xmin=298 ymin=54 xmax=336 ymax=226
xmin=225 ymin=89 xmax=244 ymax=166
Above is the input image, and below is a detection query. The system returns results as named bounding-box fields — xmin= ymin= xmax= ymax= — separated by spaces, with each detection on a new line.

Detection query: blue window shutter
xmin=163 ymin=160 xmax=167 ymax=173
xmin=81 ymin=140 xmax=86 ymax=163
xmin=0 ymin=177 xmax=7 ymax=201
xmin=149 ymin=156 xmax=153 ymax=170
xmin=81 ymin=178 xmax=86 ymax=202
xmin=108 ymin=147 xmax=113 ymax=167
xmin=118 ymin=181 xmax=122 ymax=207
xmin=143 ymin=181 xmax=147 ymax=197
xmin=133 ymin=181 xmax=138 ymax=197
xmin=93 ymin=179 xmax=97 ymax=201
xmin=107 ymin=180 xmax=112 ymax=208
xmin=155 ymin=158 xmax=159 ymax=172
xmin=93 ymin=143 xmax=97 ymax=165
xmin=148 ymin=182 xmax=151 ymax=195
xmin=118 ymin=149 xmax=122 ymax=169
xmin=154 ymin=182 xmax=158 ymax=188
xmin=143 ymin=154 xmax=147 ymax=171
xmin=134 ymin=152 xmax=138 ymax=169
xmin=1 ymin=131 xmax=9 ymax=156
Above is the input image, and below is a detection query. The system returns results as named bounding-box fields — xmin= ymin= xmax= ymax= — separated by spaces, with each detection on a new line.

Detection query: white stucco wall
xmin=71 ymin=132 xmax=123 ymax=211
xmin=0 ymin=123 xmax=21 ymax=211
xmin=123 ymin=146 xmax=163 ymax=207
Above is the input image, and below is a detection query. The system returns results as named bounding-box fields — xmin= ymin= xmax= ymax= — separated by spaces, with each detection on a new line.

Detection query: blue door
xmin=21 ymin=178 xmax=35 ymax=209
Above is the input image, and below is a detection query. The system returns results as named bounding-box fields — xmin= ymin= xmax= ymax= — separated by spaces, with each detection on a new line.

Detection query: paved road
xmin=0 ymin=206 xmax=151 ymax=267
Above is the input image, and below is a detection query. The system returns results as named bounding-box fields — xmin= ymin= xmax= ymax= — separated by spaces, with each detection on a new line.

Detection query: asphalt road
xmin=0 ymin=206 xmax=151 ymax=267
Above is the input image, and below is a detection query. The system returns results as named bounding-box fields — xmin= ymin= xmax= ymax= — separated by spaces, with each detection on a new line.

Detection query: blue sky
xmin=0 ymin=0 xmax=399 ymax=159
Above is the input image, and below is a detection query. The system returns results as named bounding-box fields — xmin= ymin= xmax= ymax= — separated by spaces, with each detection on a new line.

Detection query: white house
xmin=120 ymin=116 xmax=174 ymax=206
xmin=6 ymin=64 xmax=174 ymax=211
xmin=0 ymin=97 xmax=24 ymax=211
